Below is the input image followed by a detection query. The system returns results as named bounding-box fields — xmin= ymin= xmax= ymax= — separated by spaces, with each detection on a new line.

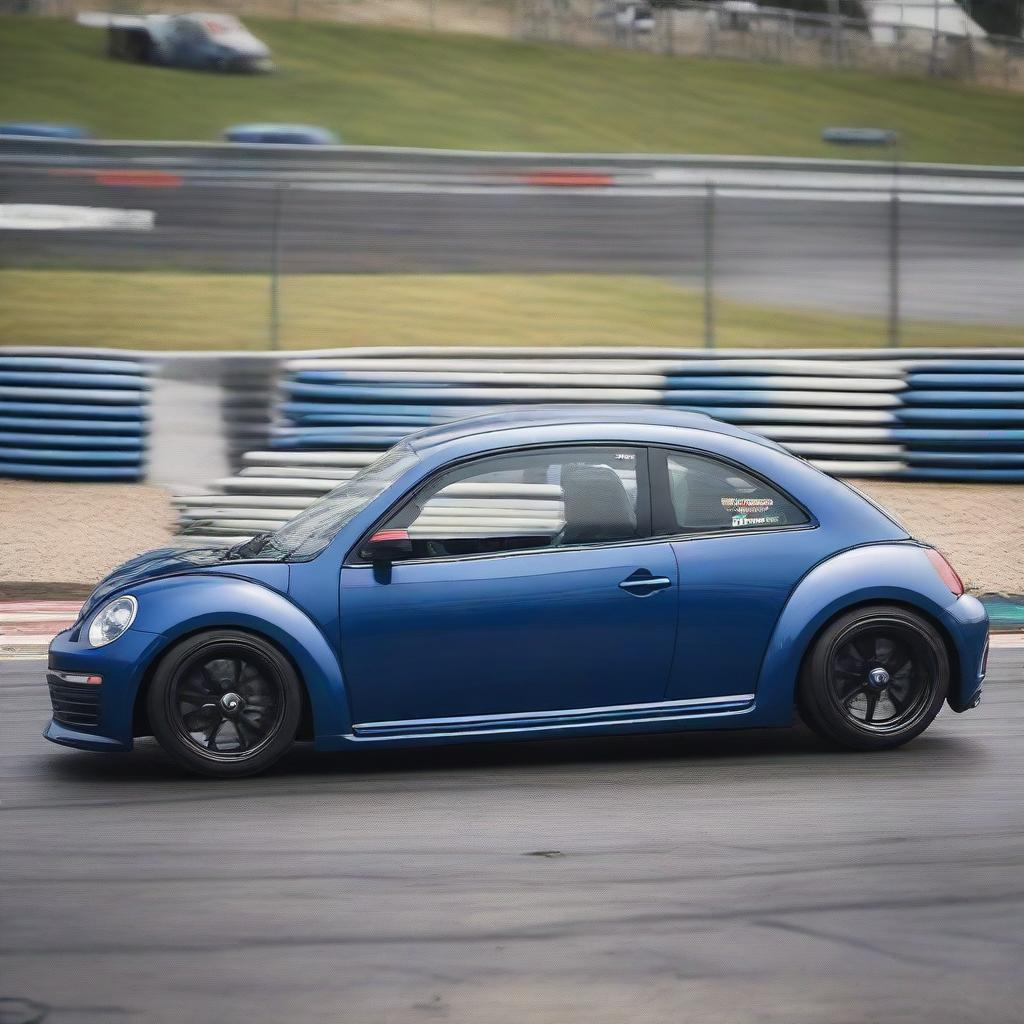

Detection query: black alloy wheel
xmin=148 ymin=630 xmax=302 ymax=777
xmin=798 ymin=605 xmax=949 ymax=751
xmin=170 ymin=649 xmax=283 ymax=757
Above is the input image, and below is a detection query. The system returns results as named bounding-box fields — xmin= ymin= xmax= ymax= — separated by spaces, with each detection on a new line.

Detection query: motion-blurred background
xmin=2 ymin=0 xmax=1023 ymax=349
xmin=1 ymin=0 xmax=1022 ymax=584
xmin=4 ymin=12 xmax=1024 ymax=1024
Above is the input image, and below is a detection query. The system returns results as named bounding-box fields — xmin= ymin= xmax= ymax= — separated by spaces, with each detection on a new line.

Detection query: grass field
xmin=2 ymin=16 xmax=1024 ymax=163
xmin=2 ymin=270 xmax=1018 ymax=350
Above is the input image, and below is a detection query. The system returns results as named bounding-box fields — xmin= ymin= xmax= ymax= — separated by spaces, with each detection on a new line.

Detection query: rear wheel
xmin=147 ymin=630 xmax=301 ymax=777
xmin=798 ymin=605 xmax=949 ymax=751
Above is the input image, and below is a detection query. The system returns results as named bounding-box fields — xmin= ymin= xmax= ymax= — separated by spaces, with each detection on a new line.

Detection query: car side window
xmin=374 ymin=446 xmax=646 ymax=561
xmin=661 ymin=450 xmax=807 ymax=534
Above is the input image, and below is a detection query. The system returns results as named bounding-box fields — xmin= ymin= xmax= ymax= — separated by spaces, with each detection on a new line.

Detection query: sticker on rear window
xmin=732 ymin=512 xmax=781 ymax=528
xmin=721 ymin=497 xmax=774 ymax=509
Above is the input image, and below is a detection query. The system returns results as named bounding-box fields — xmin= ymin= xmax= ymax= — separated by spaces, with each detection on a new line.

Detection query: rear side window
xmin=661 ymin=450 xmax=807 ymax=534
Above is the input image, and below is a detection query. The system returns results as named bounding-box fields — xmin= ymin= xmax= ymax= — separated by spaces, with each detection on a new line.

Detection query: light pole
xmin=821 ymin=127 xmax=902 ymax=348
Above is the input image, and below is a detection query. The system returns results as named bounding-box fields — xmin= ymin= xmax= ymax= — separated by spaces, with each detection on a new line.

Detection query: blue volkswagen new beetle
xmin=46 ymin=408 xmax=988 ymax=777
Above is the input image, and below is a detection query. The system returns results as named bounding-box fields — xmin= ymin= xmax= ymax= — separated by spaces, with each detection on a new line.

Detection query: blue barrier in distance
xmin=0 ymin=352 xmax=151 ymax=482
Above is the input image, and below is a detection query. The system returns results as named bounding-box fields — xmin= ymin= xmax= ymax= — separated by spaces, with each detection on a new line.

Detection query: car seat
xmin=559 ymin=463 xmax=637 ymax=544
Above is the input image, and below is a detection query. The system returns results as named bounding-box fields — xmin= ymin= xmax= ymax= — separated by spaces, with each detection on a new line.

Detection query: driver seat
xmin=559 ymin=463 xmax=637 ymax=545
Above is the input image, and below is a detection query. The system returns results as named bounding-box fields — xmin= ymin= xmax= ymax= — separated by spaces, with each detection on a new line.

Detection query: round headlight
xmin=88 ymin=596 xmax=138 ymax=647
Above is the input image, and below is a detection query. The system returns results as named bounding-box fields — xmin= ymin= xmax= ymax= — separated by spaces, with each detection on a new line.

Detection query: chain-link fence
xmin=6 ymin=0 xmax=1022 ymax=88
xmin=2 ymin=149 xmax=1021 ymax=350
xmin=518 ymin=1 xmax=1024 ymax=89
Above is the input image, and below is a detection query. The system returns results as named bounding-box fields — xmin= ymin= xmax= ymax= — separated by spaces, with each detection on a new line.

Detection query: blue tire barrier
xmin=907 ymin=374 xmax=1024 ymax=389
xmin=0 ymin=417 xmax=145 ymax=435
xmin=907 ymin=451 xmax=1024 ymax=466
xmin=0 ymin=357 xmax=145 ymax=374
xmin=270 ymin=350 xmax=1024 ymax=472
xmin=0 ymin=433 xmax=144 ymax=450
xmin=0 ymin=401 xmax=147 ymax=420
xmin=903 ymin=391 xmax=1024 ymax=406
xmin=0 ymin=372 xmax=150 ymax=390
xmin=663 ymin=375 xmax=905 ymax=392
xmin=0 ymin=385 xmax=144 ymax=404
xmin=155 ymin=347 xmax=1024 ymax=541
xmin=897 ymin=408 xmax=1024 ymax=424
xmin=280 ymin=401 xmax=498 ymax=422
xmin=271 ymin=427 xmax=413 ymax=449
xmin=0 ymin=448 xmax=142 ymax=464
xmin=907 ymin=360 xmax=1024 ymax=373
xmin=0 ymin=350 xmax=151 ymax=482
xmin=282 ymin=412 xmax=453 ymax=427
xmin=0 ymin=462 xmax=143 ymax=481
xmin=7 ymin=347 xmax=1024 ymax=521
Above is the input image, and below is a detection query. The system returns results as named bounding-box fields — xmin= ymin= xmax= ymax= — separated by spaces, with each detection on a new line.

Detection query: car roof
xmin=223 ymin=123 xmax=338 ymax=144
xmin=407 ymin=406 xmax=786 ymax=454
xmin=0 ymin=122 xmax=91 ymax=139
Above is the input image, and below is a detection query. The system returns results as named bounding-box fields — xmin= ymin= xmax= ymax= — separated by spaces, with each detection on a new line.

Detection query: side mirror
xmin=360 ymin=528 xmax=413 ymax=563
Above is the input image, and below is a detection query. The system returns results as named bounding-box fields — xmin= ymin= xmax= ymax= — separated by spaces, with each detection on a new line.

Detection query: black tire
xmin=147 ymin=630 xmax=302 ymax=778
xmin=798 ymin=604 xmax=949 ymax=751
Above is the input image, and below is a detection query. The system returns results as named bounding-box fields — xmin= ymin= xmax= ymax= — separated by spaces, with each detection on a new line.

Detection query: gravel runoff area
xmin=0 ymin=478 xmax=1021 ymax=595
xmin=848 ymin=480 xmax=1024 ymax=596
xmin=0 ymin=481 xmax=174 ymax=595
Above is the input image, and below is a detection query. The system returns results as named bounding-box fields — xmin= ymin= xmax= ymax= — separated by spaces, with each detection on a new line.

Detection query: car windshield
xmin=266 ymin=441 xmax=419 ymax=561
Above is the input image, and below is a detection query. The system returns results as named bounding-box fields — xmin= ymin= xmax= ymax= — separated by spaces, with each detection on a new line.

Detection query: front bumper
xmin=43 ymin=624 xmax=166 ymax=752
xmin=939 ymin=593 xmax=989 ymax=713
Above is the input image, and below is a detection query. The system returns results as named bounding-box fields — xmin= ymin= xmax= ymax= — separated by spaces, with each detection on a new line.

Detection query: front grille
xmin=47 ymin=673 xmax=101 ymax=728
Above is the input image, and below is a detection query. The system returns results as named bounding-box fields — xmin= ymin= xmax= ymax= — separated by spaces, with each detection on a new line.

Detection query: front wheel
xmin=147 ymin=630 xmax=302 ymax=777
xmin=798 ymin=605 xmax=949 ymax=751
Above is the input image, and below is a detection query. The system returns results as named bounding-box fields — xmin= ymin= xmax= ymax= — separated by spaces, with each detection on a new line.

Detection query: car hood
xmin=78 ymin=545 xmax=229 ymax=623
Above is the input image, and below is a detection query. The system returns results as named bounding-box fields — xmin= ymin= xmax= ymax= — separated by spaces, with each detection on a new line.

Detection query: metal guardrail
xmin=1 ymin=136 xmax=1022 ymax=182
xmin=4 ymin=141 xmax=1021 ymax=354
xmin=0 ymin=351 xmax=151 ymax=481
xmin=168 ymin=347 xmax=1024 ymax=541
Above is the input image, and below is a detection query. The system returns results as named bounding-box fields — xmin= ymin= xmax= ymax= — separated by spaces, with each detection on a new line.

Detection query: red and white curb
xmin=0 ymin=602 xmax=81 ymax=659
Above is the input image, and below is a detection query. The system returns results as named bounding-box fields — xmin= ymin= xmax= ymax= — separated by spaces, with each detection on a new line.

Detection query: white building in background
xmin=862 ymin=0 xmax=989 ymax=45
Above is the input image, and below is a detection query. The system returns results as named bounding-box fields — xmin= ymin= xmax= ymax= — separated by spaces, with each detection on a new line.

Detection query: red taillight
xmin=926 ymin=548 xmax=964 ymax=596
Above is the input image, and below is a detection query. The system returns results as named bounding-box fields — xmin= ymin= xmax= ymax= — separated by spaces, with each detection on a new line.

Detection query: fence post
xmin=703 ymin=181 xmax=716 ymax=349
xmin=269 ymin=183 xmax=284 ymax=351
xmin=888 ymin=166 xmax=901 ymax=348
xmin=828 ymin=0 xmax=842 ymax=67
xmin=929 ymin=0 xmax=941 ymax=75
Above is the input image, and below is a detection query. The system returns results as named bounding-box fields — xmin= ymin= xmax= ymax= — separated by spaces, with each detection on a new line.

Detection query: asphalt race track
xmin=3 ymin=171 xmax=1023 ymax=323
xmin=1 ymin=650 xmax=1022 ymax=1024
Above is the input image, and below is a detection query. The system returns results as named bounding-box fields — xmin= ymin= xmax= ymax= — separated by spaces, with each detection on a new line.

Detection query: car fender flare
xmin=130 ymin=575 xmax=353 ymax=739
xmin=754 ymin=543 xmax=959 ymax=723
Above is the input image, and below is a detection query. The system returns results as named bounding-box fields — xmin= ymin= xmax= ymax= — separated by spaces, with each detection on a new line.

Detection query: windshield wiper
xmin=225 ymin=532 xmax=274 ymax=560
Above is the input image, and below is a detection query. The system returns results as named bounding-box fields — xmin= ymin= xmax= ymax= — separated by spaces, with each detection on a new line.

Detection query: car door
xmin=338 ymin=445 xmax=681 ymax=727
xmin=651 ymin=448 xmax=830 ymax=702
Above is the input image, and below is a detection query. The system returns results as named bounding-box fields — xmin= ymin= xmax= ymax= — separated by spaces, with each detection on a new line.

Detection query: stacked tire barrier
xmin=0 ymin=350 xmax=151 ymax=481
xmin=902 ymin=360 xmax=1024 ymax=482
xmin=175 ymin=451 xmax=375 ymax=541
xmin=171 ymin=348 xmax=1024 ymax=542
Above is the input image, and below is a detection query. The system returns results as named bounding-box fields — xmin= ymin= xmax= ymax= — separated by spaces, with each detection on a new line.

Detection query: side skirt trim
xmin=350 ymin=693 xmax=756 ymax=741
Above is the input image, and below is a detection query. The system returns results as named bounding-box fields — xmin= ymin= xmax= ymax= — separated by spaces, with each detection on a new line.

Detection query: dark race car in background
xmin=77 ymin=11 xmax=273 ymax=73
